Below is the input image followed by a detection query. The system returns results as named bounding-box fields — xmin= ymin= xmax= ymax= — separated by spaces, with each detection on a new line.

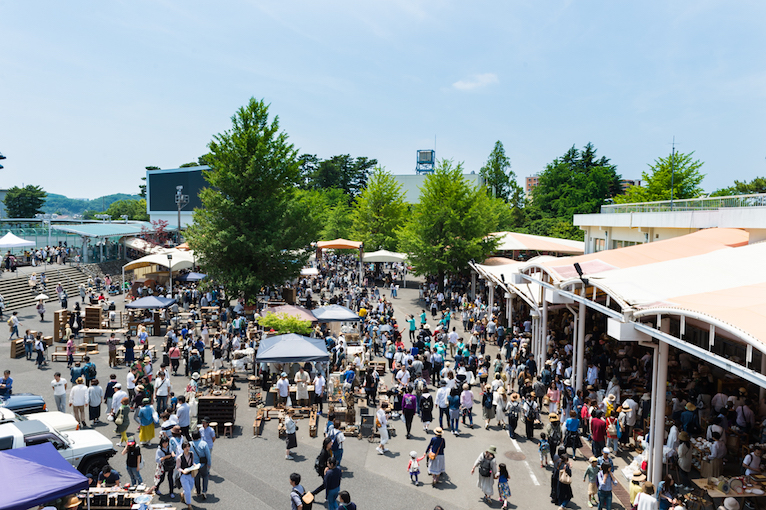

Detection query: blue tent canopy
xmin=311 ymin=304 xmax=361 ymax=322
xmin=0 ymin=442 xmax=89 ymax=510
xmin=175 ymin=272 xmax=207 ymax=282
xmin=256 ymin=333 xmax=329 ymax=363
xmin=125 ymin=296 xmax=176 ymax=309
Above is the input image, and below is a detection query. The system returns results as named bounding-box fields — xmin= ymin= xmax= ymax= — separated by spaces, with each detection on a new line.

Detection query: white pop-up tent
xmin=0 ymin=232 xmax=36 ymax=249
xmin=362 ymin=249 xmax=407 ymax=263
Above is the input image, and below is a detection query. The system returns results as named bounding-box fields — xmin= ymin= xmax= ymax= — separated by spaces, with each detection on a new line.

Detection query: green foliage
xmin=298 ymin=154 xmax=378 ymax=197
xmin=104 ymin=199 xmax=149 ymax=221
xmin=398 ymin=159 xmax=499 ymax=289
xmin=186 ymin=97 xmax=318 ymax=298
xmin=615 ymin=151 xmax=704 ymax=203
xmin=531 ymin=143 xmax=622 ymax=218
xmin=4 ymin=185 xmax=48 ymax=218
xmin=523 ymin=217 xmax=584 ymax=241
xmin=43 ymin=193 xmax=142 ymax=216
xmin=295 ymin=188 xmax=353 ymax=240
xmin=351 ymin=168 xmax=407 ymax=251
xmin=321 ymin=201 xmax=354 ymax=240
xmin=479 ymin=141 xmax=523 ymax=203
xmin=257 ymin=312 xmax=313 ymax=335
xmin=711 ymin=176 xmax=766 ymax=197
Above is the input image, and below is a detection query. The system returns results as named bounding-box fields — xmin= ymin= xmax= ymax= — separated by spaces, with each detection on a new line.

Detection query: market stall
xmin=0 ymin=443 xmax=89 ymax=510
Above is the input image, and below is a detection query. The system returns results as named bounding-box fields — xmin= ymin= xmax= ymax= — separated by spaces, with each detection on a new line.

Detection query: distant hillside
xmin=43 ymin=193 xmax=142 ymax=216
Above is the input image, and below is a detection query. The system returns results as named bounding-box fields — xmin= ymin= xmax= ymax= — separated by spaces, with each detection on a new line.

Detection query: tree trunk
xmin=438 ymin=270 xmax=445 ymax=294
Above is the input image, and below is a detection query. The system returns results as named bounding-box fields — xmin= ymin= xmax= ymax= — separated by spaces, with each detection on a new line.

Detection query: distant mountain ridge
xmin=43 ymin=193 xmax=142 ymax=216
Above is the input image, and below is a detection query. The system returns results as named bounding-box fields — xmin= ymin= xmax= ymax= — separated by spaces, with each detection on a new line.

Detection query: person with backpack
xmin=523 ymin=392 xmax=540 ymax=440
xmin=471 ymin=445 xmax=498 ymax=502
xmin=481 ymin=384 xmax=496 ymax=430
xmin=402 ymin=386 xmax=418 ymax=438
xmin=82 ymin=356 xmax=97 ymax=387
xmin=326 ymin=419 xmax=345 ymax=467
xmin=507 ymin=392 xmax=522 ymax=438
xmin=419 ymin=387 xmax=434 ymax=432
xmin=289 ymin=472 xmax=311 ymax=510
xmin=546 ymin=413 xmax=563 ymax=458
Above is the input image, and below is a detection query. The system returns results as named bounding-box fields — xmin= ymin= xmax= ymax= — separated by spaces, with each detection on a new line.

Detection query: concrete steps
xmin=0 ymin=265 xmax=90 ymax=311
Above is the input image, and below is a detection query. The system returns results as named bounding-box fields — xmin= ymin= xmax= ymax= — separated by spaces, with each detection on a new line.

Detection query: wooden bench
xmin=51 ymin=346 xmax=86 ymax=363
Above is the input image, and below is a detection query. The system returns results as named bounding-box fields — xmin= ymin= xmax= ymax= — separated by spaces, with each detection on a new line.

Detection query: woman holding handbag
xmin=114 ymin=397 xmax=131 ymax=446
xmin=425 ymin=427 xmax=446 ymax=486
xmin=554 ymin=453 xmax=573 ymax=510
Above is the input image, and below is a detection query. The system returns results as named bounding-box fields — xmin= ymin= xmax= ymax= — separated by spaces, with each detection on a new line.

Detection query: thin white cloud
xmin=452 ymin=73 xmax=499 ymax=91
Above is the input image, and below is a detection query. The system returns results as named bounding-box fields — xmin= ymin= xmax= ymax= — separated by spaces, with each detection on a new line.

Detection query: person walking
xmin=51 ymin=372 xmax=67 ymax=412
xmin=447 ymin=387 xmax=461 ymax=436
xmin=460 ymin=383 xmax=474 ymax=429
xmin=319 ymin=458 xmax=342 ymax=510
xmin=191 ymin=430 xmax=211 ymax=500
xmin=523 ymin=392 xmax=539 ymax=439
xmin=154 ymin=371 xmax=170 ymax=414
xmin=472 ymin=446 xmax=499 ymax=502
xmin=289 ymin=473 xmax=308 ymax=510
xmin=285 ymin=409 xmax=298 ymax=460
xmin=138 ymin=398 xmax=157 ymax=446
xmin=88 ymin=379 xmax=104 ymax=425
xmin=9 ymin=311 xmax=20 ymax=340
xmin=153 ymin=435 xmax=176 ymax=499
xmin=376 ymin=401 xmax=390 ymax=454
xmin=507 ymin=392 xmax=522 ymax=439
xmin=402 ymin=386 xmax=417 ymax=438
xmin=554 ymin=453 xmax=574 ymax=510
xmin=420 ymin=387 xmax=434 ymax=432
xmin=481 ymin=384 xmax=495 ymax=429
xmin=70 ymin=377 xmax=89 ymax=428
xmin=597 ymin=462 xmax=617 ymax=510
xmin=564 ymin=410 xmax=583 ymax=460
xmin=114 ymin=397 xmax=131 ymax=446
xmin=23 ymin=329 xmax=34 ymax=360
xmin=35 ymin=334 xmax=47 ymax=369
xmin=176 ymin=441 xmax=196 ymax=510
xmin=425 ymin=427 xmax=446 ymax=486
xmin=122 ymin=440 xmax=143 ymax=486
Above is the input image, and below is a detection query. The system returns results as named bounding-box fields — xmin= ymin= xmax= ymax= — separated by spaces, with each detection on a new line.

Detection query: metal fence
xmin=601 ymin=193 xmax=766 ymax=214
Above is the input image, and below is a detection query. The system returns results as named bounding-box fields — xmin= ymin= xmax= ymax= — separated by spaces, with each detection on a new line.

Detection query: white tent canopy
xmin=0 ymin=232 xmax=36 ymax=248
xmin=362 ymin=250 xmax=408 ymax=263
xmin=123 ymin=248 xmax=195 ymax=272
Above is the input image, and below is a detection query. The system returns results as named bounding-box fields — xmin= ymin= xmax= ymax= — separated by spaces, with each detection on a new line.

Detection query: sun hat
xmin=587 ymin=385 xmax=594 ymax=390
xmin=530 ymin=392 xmax=536 ymax=398
xmin=724 ymin=497 xmax=741 ymax=510
xmin=510 ymin=393 xmax=520 ymax=402
xmin=434 ymin=427 xmax=443 ymax=436
xmin=487 ymin=445 xmax=497 ymax=455
xmin=632 ymin=470 xmax=646 ymax=482
xmin=497 ymin=387 xmax=506 ymax=395
xmin=641 ymin=393 xmax=651 ymax=401
xmin=410 ymin=450 xmax=418 ymax=458
xmin=685 ymin=402 xmax=697 ymax=411
xmin=602 ymin=447 xmax=611 ymax=454
xmin=608 ymin=394 xmax=616 ymax=402
xmin=678 ymin=431 xmax=690 ymax=441
xmin=589 ymin=456 xmax=598 ymax=463
xmin=192 ymin=372 xmax=200 ymax=380
xmin=549 ymin=414 xmax=560 ymax=422
xmin=563 ymin=379 xmax=571 ymax=386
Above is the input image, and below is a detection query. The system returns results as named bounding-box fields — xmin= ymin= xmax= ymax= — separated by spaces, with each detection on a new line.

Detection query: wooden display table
xmin=52 ymin=346 xmax=86 ymax=363
xmin=693 ymin=478 xmax=766 ymax=505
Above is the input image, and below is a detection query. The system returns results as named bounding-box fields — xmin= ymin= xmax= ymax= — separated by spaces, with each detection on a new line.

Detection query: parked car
xmin=0 ymin=393 xmax=47 ymax=414
xmin=0 ymin=408 xmax=80 ymax=431
xmin=0 ymin=420 xmax=115 ymax=477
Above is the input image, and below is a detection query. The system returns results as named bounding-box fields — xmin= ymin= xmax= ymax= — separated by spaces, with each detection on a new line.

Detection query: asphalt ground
xmin=1 ymin=280 xmax=628 ymax=510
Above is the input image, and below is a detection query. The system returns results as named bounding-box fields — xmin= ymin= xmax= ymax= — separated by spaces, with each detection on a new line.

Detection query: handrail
xmin=601 ymin=193 xmax=766 ymax=214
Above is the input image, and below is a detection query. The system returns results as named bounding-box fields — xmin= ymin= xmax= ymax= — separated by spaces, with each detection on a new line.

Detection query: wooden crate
xmin=54 ymin=309 xmax=69 ymax=342
xmin=84 ymin=307 xmax=101 ymax=329
xmin=10 ymin=339 xmax=24 ymax=359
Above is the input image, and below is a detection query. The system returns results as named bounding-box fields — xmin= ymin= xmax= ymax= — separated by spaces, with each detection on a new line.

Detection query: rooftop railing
xmin=600 ymin=193 xmax=766 ymax=214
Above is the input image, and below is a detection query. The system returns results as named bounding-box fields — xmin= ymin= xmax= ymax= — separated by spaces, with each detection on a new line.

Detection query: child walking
xmin=497 ymin=463 xmax=511 ymax=509
xmin=539 ymin=432 xmax=551 ymax=468
xmin=407 ymin=450 xmax=426 ymax=485
xmin=583 ymin=456 xmax=600 ymax=507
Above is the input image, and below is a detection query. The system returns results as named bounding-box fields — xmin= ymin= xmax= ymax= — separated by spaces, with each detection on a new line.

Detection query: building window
xmin=594 ymin=238 xmax=606 ymax=252
xmin=611 ymin=240 xmax=638 ymax=249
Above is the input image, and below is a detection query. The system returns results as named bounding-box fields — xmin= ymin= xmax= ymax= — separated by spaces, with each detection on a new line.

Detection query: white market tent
xmin=489 ymin=231 xmax=584 ymax=255
xmin=362 ymin=249 xmax=408 ymax=263
xmin=0 ymin=232 xmax=36 ymax=249
xmin=312 ymin=304 xmax=361 ymax=322
xmin=123 ymin=249 xmax=195 ymax=272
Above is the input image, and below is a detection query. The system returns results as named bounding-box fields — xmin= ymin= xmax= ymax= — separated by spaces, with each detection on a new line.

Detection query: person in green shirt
xmin=583 ymin=456 xmax=599 ymax=508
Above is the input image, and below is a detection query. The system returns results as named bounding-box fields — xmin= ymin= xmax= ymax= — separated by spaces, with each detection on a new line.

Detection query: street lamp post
xmin=166 ymin=253 xmax=173 ymax=298
xmin=175 ymin=186 xmax=189 ymax=244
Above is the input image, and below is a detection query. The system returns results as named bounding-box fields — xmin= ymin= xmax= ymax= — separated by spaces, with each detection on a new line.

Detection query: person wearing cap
xmin=276 ymin=372 xmax=290 ymax=407
xmin=122 ymin=440 xmax=143 ymax=486
xmin=632 ymin=481 xmax=656 ymax=510
xmin=471 ymin=446 xmax=498 ymax=502
xmin=598 ymin=447 xmax=613 ymax=473
xmin=425 ymin=427 xmax=446 ymax=486
xmin=583 ymin=457 xmax=600 ymax=507
xmin=138 ymin=397 xmax=157 ymax=446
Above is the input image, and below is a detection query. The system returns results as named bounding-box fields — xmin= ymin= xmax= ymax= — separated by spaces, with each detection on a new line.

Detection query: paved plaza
xmin=2 ymin=279 xmax=629 ymax=510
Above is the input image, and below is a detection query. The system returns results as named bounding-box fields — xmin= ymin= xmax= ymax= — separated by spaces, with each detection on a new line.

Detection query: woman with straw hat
xmin=425 ymin=427 xmax=446 ymax=486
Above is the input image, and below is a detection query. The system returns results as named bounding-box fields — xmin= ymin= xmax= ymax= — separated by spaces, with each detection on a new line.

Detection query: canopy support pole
xmin=541 ymin=299 xmax=548 ymax=367
xmin=650 ymin=319 xmax=669 ymax=488
xmin=488 ymin=283 xmax=494 ymax=316
xmin=576 ymin=297 xmax=586 ymax=392
xmin=471 ymin=272 xmax=476 ymax=301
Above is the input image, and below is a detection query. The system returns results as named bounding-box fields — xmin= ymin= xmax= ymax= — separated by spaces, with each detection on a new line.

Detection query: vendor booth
xmin=1 ymin=442 xmax=89 ymax=510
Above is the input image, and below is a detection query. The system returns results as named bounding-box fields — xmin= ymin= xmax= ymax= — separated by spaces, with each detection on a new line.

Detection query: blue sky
xmin=1 ymin=1 xmax=764 ymax=199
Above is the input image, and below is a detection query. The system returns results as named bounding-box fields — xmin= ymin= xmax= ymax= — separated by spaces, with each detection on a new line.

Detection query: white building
xmin=393 ymin=173 xmax=484 ymax=203
xmin=574 ymin=193 xmax=766 ymax=254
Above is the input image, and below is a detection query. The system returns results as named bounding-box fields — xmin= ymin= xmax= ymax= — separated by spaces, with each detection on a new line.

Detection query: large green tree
xmin=4 ymin=185 xmax=47 ymax=218
xmin=532 ymin=143 xmax=622 ymax=217
xmin=479 ymin=141 xmax=523 ymax=203
xmin=351 ymin=167 xmax=407 ymax=251
xmin=105 ymin=199 xmax=149 ymax=221
xmin=615 ymin=151 xmax=704 ymax=203
xmin=711 ymin=176 xmax=766 ymax=197
xmin=186 ymin=98 xmax=318 ymax=298
xmin=300 ymin=154 xmax=378 ymax=197
xmin=399 ymin=159 xmax=499 ymax=291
